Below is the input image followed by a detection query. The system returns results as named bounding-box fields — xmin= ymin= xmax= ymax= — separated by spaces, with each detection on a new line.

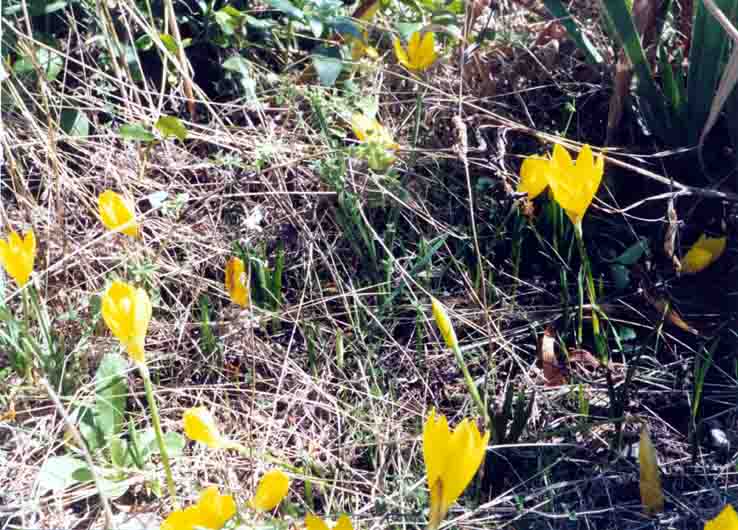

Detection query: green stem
xmin=574 ymin=223 xmax=605 ymax=359
xmin=451 ymin=344 xmax=488 ymax=425
xmin=139 ymin=363 xmax=179 ymax=509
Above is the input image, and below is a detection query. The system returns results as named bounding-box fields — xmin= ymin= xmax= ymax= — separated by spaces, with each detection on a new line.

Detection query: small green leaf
xmin=60 ymin=109 xmax=90 ymax=137
xmin=94 ymin=353 xmax=128 ymax=444
xmin=119 ymin=123 xmax=156 ymax=142
xmin=615 ymin=238 xmax=650 ymax=265
xmin=307 ymin=16 xmax=324 ymax=38
xmin=311 ymin=46 xmax=343 ymax=86
xmin=13 ymin=47 xmax=63 ymax=81
xmin=147 ymin=431 xmax=186 ymax=457
xmin=159 ymin=34 xmax=179 ymax=55
xmin=110 ymin=438 xmax=128 ymax=467
xmin=155 ymin=115 xmax=188 ymax=140
xmin=38 ymin=456 xmax=86 ymax=493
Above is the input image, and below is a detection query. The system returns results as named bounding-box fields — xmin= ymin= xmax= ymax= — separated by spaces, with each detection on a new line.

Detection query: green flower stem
xmin=574 ymin=223 xmax=605 ymax=359
xmin=138 ymin=363 xmax=179 ymax=509
xmin=451 ymin=343 xmax=488 ymax=425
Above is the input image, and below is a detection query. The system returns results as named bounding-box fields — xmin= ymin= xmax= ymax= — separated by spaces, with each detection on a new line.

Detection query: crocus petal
xmin=305 ymin=515 xmax=329 ymax=530
xmin=0 ymin=230 xmax=36 ymax=287
xmin=101 ymin=281 xmax=151 ymax=363
xmin=393 ymin=38 xmax=411 ymax=69
xmin=518 ymin=156 xmax=550 ymax=199
xmin=681 ymin=234 xmax=727 ymax=274
xmin=547 ymin=143 xmax=603 ymax=226
xmin=416 ymin=32 xmax=438 ymax=70
xmin=197 ymin=486 xmax=236 ymax=530
xmin=705 ymin=505 xmax=738 ymax=530
xmin=407 ymin=31 xmax=422 ymax=58
xmin=334 ymin=516 xmax=354 ymax=530
xmin=183 ymin=407 xmax=227 ymax=449
xmin=250 ymin=469 xmax=290 ymax=511
xmin=161 ymin=506 xmax=202 ymax=530
xmin=225 ymin=257 xmax=249 ymax=307
xmin=98 ymin=190 xmax=139 ymax=238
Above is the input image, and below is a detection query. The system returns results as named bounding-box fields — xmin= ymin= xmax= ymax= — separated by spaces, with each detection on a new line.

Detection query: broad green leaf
xmin=155 ymin=115 xmax=188 ymax=140
xmin=38 ymin=456 xmax=86 ymax=493
xmin=110 ymin=438 xmax=128 ymax=467
xmin=73 ymin=468 xmax=131 ymax=499
xmin=94 ymin=353 xmax=128 ymax=444
xmin=13 ymin=46 xmax=63 ymax=81
xmin=264 ymin=0 xmax=304 ymax=19
xmin=60 ymin=109 xmax=90 ymax=137
xmin=147 ymin=431 xmax=185 ymax=457
xmin=311 ymin=46 xmax=343 ymax=86
xmin=615 ymin=238 xmax=650 ymax=265
xmin=332 ymin=17 xmax=363 ymax=40
xmin=159 ymin=34 xmax=179 ymax=55
xmin=222 ymin=56 xmax=259 ymax=102
xmin=119 ymin=123 xmax=156 ymax=142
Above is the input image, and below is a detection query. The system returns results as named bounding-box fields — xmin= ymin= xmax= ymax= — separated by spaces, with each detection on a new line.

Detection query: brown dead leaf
xmin=664 ymin=198 xmax=681 ymax=273
xmin=539 ymin=326 xmax=567 ymax=386
xmin=646 ymin=293 xmax=699 ymax=335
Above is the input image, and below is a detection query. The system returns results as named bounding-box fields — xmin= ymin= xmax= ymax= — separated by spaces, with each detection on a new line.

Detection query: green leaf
xmin=159 ymin=34 xmax=179 ymax=55
xmin=72 ymin=468 xmax=131 ymax=499
xmin=264 ymin=0 xmax=304 ymax=19
xmin=311 ymin=46 xmax=343 ymax=86
xmin=38 ymin=456 xmax=86 ymax=493
xmin=615 ymin=237 xmax=650 ymax=265
xmin=148 ymin=432 xmax=185 ymax=457
xmin=13 ymin=46 xmax=63 ymax=81
xmin=119 ymin=123 xmax=156 ymax=142
xmin=110 ymin=437 xmax=128 ymax=468
xmin=307 ymin=16 xmax=324 ymax=38
xmin=222 ymin=56 xmax=259 ymax=102
xmin=60 ymin=109 xmax=90 ymax=137
xmin=155 ymin=115 xmax=188 ymax=140
xmin=94 ymin=353 xmax=128 ymax=445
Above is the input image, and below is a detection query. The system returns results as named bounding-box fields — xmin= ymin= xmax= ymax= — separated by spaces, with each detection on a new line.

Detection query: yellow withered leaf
xmin=639 ymin=425 xmax=665 ymax=515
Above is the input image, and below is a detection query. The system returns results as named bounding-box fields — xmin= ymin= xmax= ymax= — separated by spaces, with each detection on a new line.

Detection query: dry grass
xmin=2 ymin=0 xmax=738 ymax=529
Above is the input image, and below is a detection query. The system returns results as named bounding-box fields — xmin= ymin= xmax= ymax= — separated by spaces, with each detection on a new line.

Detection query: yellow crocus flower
xmin=183 ymin=407 xmax=231 ymax=449
xmin=98 ymin=190 xmax=139 ymax=238
xmin=430 ymin=297 xmax=458 ymax=351
xmin=546 ymin=144 xmax=604 ymax=227
xmin=101 ymin=280 xmax=152 ymax=364
xmin=423 ymin=409 xmax=489 ymax=530
xmin=518 ymin=155 xmax=553 ymax=199
xmin=681 ymin=233 xmax=726 ymax=274
xmin=393 ymin=30 xmax=438 ymax=72
xmin=351 ymin=114 xmax=398 ymax=150
xmin=0 ymin=230 xmax=36 ymax=287
xmin=705 ymin=505 xmax=738 ymax=530
xmin=225 ymin=257 xmax=249 ymax=307
xmin=249 ymin=469 xmax=290 ymax=511
xmin=305 ymin=514 xmax=354 ymax=530
xmin=161 ymin=486 xmax=236 ymax=530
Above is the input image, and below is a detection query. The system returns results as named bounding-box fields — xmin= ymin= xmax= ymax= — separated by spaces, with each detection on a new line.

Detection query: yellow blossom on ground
xmin=423 ymin=409 xmax=489 ymax=530
xmin=0 ymin=230 xmax=35 ymax=287
xmin=183 ymin=407 xmax=230 ymax=449
xmin=430 ymin=297 xmax=458 ymax=351
xmin=160 ymin=487 xmax=236 ymax=530
xmin=546 ymin=144 xmax=604 ymax=227
xmin=393 ymin=30 xmax=438 ymax=72
xmin=249 ymin=469 xmax=290 ymax=511
xmin=98 ymin=190 xmax=139 ymax=238
xmin=681 ymin=233 xmax=727 ymax=274
xmin=705 ymin=505 xmax=738 ymax=530
xmin=305 ymin=514 xmax=354 ymax=530
xmin=225 ymin=256 xmax=249 ymax=307
xmin=101 ymin=280 xmax=152 ymax=364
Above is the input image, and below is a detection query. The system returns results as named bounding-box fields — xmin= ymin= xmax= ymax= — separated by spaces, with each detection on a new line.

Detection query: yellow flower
xmin=518 ymin=155 xmax=553 ymax=199
xmin=393 ymin=30 xmax=438 ymax=72
xmin=183 ymin=407 xmax=230 ymax=449
xmin=249 ymin=469 xmax=290 ymax=511
xmin=546 ymin=144 xmax=604 ymax=227
xmin=98 ymin=190 xmax=139 ymax=238
xmin=305 ymin=514 xmax=354 ymax=530
xmin=225 ymin=257 xmax=249 ymax=307
xmin=423 ymin=409 xmax=489 ymax=530
xmin=0 ymin=230 xmax=36 ymax=287
xmin=431 ymin=297 xmax=458 ymax=351
xmin=351 ymin=114 xmax=398 ymax=150
xmin=681 ymin=233 xmax=726 ymax=274
xmin=101 ymin=280 xmax=152 ymax=364
xmin=705 ymin=505 xmax=738 ymax=530
xmin=161 ymin=487 xmax=236 ymax=530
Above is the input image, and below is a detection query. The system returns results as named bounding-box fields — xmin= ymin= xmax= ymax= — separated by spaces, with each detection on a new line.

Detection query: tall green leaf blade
xmin=686 ymin=0 xmax=738 ymax=144
xmin=599 ymin=0 xmax=673 ymax=141
xmin=94 ymin=353 xmax=128 ymax=445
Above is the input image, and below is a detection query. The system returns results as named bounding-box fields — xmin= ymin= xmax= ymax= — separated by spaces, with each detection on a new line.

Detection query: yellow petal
xmin=430 ymin=298 xmax=458 ymax=351
xmin=225 ymin=257 xmax=249 ymax=307
xmin=98 ymin=190 xmax=139 ymax=238
xmin=407 ymin=30 xmax=423 ymax=59
xmin=249 ymin=469 xmax=290 ymax=511
xmin=548 ymin=143 xmax=603 ymax=226
xmin=681 ymin=234 xmax=726 ymax=274
xmin=0 ymin=230 xmax=36 ymax=287
xmin=518 ymin=156 xmax=550 ymax=199
xmin=705 ymin=505 xmax=738 ymax=530
xmin=183 ymin=407 xmax=227 ymax=449
xmin=197 ymin=486 xmax=236 ymax=529
xmin=415 ymin=31 xmax=438 ymax=71
xmin=334 ymin=515 xmax=354 ymax=530
xmin=423 ymin=409 xmax=452 ymax=492
xmin=161 ymin=505 xmax=203 ymax=530
xmin=305 ymin=514 xmax=331 ymax=530
xmin=639 ymin=425 xmax=664 ymax=514
xmin=441 ymin=419 xmax=489 ymax=514
xmin=393 ymin=37 xmax=411 ymax=69
xmin=102 ymin=281 xmax=150 ymax=363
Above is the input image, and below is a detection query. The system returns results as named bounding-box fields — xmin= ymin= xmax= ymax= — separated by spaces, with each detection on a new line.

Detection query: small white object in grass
xmin=243 ymin=206 xmax=264 ymax=232
xmin=146 ymin=191 xmax=169 ymax=209
xmin=0 ymin=63 xmax=8 ymax=83
xmin=709 ymin=427 xmax=730 ymax=451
